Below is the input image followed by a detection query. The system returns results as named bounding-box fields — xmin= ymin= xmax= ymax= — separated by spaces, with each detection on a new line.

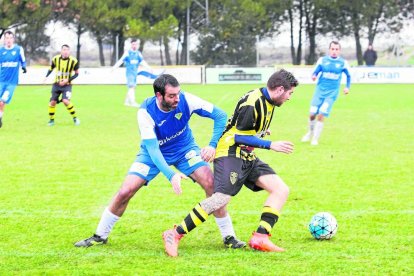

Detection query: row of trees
xmin=1 ymin=0 xmax=413 ymax=66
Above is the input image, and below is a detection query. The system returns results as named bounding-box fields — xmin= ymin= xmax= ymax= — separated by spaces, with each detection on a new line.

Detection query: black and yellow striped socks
xmin=48 ymin=105 xmax=56 ymax=120
xmin=66 ymin=103 xmax=77 ymax=118
xmin=176 ymin=203 xmax=209 ymax=235
xmin=257 ymin=206 xmax=280 ymax=234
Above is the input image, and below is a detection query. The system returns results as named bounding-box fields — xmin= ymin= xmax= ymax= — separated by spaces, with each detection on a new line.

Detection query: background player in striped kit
xmin=0 ymin=30 xmax=26 ymax=128
xmin=44 ymin=44 xmax=80 ymax=126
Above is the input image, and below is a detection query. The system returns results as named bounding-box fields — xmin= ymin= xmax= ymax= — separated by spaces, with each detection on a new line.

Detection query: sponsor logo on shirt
xmin=157 ymin=120 xmax=166 ymax=127
xmin=322 ymin=72 xmax=340 ymax=80
xmin=158 ymin=126 xmax=186 ymax=146
xmin=1 ymin=61 xmax=18 ymax=67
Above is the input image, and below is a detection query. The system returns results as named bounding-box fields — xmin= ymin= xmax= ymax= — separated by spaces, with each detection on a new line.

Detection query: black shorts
xmin=213 ymin=156 xmax=276 ymax=196
xmin=50 ymin=83 xmax=73 ymax=102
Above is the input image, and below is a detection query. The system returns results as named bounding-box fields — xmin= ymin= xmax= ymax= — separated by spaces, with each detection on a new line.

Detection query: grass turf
xmin=0 ymin=83 xmax=413 ymax=274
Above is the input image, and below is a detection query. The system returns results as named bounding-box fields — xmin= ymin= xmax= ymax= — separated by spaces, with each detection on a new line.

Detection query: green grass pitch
xmin=1 ymin=83 xmax=413 ymax=274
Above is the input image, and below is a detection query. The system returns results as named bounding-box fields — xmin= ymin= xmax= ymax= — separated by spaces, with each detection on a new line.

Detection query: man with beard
xmin=75 ymin=74 xmax=245 ymax=249
xmin=163 ymin=69 xmax=299 ymax=257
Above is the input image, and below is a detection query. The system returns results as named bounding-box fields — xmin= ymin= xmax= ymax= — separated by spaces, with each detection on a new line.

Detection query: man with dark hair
xmin=112 ymin=39 xmax=152 ymax=107
xmin=44 ymin=44 xmax=80 ymax=126
xmin=0 ymin=30 xmax=26 ymax=128
xmin=301 ymin=41 xmax=351 ymax=145
xmin=163 ymin=69 xmax=299 ymax=257
xmin=75 ymin=74 xmax=245 ymax=249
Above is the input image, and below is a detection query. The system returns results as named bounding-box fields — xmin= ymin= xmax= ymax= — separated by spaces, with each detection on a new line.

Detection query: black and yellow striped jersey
xmin=49 ymin=55 xmax=79 ymax=83
xmin=216 ymin=88 xmax=275 ymax=160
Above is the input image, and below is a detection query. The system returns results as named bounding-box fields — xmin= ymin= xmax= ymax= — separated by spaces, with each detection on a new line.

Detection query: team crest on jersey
xmin=12 ymin=51 xmax=16 ymax=55
xmin=175 ymin=113 xmax=182 ymax=120
xmin=230 ymin=172 xmax=238 ymax=185
xmin=335 ymin=63 xmax=341 ymax=68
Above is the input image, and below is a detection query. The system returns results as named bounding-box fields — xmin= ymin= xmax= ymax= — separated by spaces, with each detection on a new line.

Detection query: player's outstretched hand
xmin=311 ymin=74 xmax=317 ymax=81
xmin=201 ymin=146 xmax=216 ymax=162
xmin=170 ymin=173 xmax=187 ymax=195
xmin=343 ymin=87 xmax=349 ymax=95
xmin=270 ymin=141 xmax=294 ymax=154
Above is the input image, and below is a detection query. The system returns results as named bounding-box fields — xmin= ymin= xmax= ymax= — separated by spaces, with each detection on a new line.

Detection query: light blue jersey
xmin=0 ymin=44 xmax=26 ymax=104
xmin=0 ymin=44 xmax=26 ymax=84
xmin=313 ymin=55 xmax=351 ymax=97
xmin=310 ymin=55 xmax=351 ymax=117
xmin=114 ymin=49 xmax=144 ymax=87
xmin=128 ymin=91 xmax=227 ymax=183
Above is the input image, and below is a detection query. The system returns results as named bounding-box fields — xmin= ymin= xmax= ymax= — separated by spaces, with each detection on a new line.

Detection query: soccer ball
xmin=308 ymin=212 xmax=338 ymax=240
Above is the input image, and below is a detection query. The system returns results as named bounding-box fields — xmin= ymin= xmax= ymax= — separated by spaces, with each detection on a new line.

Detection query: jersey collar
xmin=260 ymin=87 xmax=275 ymax=105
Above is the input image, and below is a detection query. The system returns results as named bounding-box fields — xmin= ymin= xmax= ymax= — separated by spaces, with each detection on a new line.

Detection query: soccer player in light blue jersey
xmin=75 ymin=74 xmax=245 ymax=249
xmin=0 ymin=31 xmax=26 ymax=128
xmin=112 ymin=39 xmax=152 ymax=107
xmin=301 ymin=41 xmax=351 ymax=145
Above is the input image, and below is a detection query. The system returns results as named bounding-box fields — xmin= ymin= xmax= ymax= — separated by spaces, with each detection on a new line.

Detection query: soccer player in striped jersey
xmin=44 ymin=44 xmax=80 ymax=126
xmin=163 ymin=69 xmax=299 ymax=257
xmin=0 ymin=31 xmax=27 ymax=128
xmin=75 ymin=74 xmax=245 ymax=249
xmin=112 ymin=39 xmax=152 ymax=107
xmin=301 ymin=41 xmax=351 ymax=145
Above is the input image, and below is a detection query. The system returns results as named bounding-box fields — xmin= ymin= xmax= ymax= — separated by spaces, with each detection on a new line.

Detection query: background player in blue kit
xmin=112 ymin=39 xmax=152 ymax=107
xmin=301 ymin=41 xmax=351 ymax=145
xmin=75 ymin=74 xmax=245 ymax=249
xmin=0 ymin=31 xmax=26 ymax=128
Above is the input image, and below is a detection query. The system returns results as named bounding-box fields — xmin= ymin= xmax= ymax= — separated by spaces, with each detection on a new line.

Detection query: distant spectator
xmin=363 ymin=44 xmax=377 ymax=66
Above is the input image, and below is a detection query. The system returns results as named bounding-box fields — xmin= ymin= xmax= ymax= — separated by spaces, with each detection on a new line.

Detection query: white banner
xmin=18 ymin=66 xmax=204 ymax=85
xmin=277 ymin=66 xmax=414 ymax=84
xmin=206 ymin=67 xmax=275 ymax=84
xmin=17 ymin=66 xmax=414 ymax=85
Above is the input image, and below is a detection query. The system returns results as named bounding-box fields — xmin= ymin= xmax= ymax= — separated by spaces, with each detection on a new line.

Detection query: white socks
xmin=313 ymin=121 xmax=324 ymax=141
xmin=309 ymin=119 xmax=316 ymax=133
xmin=95 ymin=208 xmax=120 ymax=239
xmin=126 ymin=87 xmax=136 ymax=105
xmin=215 ymin=215 xmax=236 ymax=239
xmin=0 ymin=111 xmax=3 ymax=118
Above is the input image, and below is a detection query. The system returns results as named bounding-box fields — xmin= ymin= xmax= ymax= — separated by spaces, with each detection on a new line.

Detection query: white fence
xmin=19 ymin=66 xmax=414 ymax=85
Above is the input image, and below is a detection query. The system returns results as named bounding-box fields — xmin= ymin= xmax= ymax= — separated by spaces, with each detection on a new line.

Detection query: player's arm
xmin=112 ymin=52 xmax=128 ymax=69
xmin=184 ymin=92 xmax=227 ymax=162
xmin=234 ymin=135 xmax=293 ymax=154
xmin=43 ymin=59 xmax=56 ymax=83
xmin=68 ymin=61 xmax=80 ymax=84
xmin=185 ymin=92 xmax=227 ymax=148
xmin=233 ymin=104 xmax=270 ymax=149
xmin=311 ymin=57 xmax=323 ymax=80
xmin=138 ymin=109 xmax=181 ymax=192
xmin=19 ymin=46 xmax=27 ymax=73
xmin=343 ymin=61 xmax=351 ymax=94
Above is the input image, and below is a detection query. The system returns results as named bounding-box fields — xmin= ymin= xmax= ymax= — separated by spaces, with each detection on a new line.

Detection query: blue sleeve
xmin=193 ymin=106 xmax=227 ymax=148
xmin=142 ymin=138 xmax=176 ymax=181
xmin=20 ymin=47 xmax=26 ymax=69
xmin=312 ymin=64 xmax=322 ymax=76
xmin=343 ymin=68 xmax=351 ymax=89
xmin=234 ymin=134 xmax=271 ymax=149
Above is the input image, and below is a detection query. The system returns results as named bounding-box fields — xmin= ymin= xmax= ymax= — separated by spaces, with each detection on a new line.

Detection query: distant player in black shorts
xmin=163 ymin=69 xmax=299 ymax=256
xmin=43 ymin=44 xmax=80 ymax=126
